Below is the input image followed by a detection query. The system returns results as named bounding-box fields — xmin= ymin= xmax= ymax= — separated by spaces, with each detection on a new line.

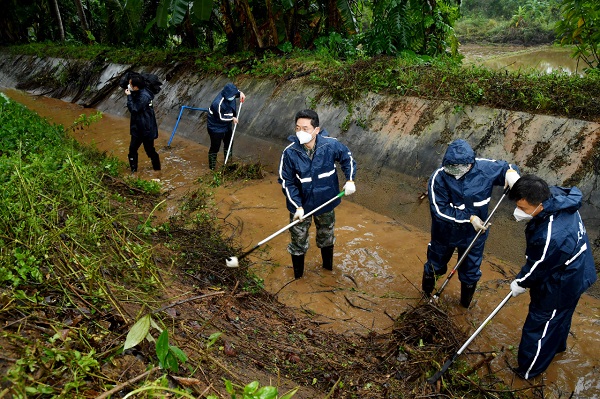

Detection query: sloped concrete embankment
xmin=1 ymin=53 xmax=598 ymax=264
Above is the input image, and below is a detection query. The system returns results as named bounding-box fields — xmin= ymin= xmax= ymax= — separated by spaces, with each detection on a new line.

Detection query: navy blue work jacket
xmin=207 ymin=83 xmax=240 ymax=134
xmin=278 ymin=130 xmax=356 ymax=215
xmin=127 ymin=88 xmax=158 ymax=139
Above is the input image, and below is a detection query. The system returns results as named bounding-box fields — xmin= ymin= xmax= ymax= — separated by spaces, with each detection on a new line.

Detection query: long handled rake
xmin=431 ymin=187 xmax=510 ymax=301
xmin=224 ymin=100 xmax=243 ymax=165
xmin=428 ymin=291 xmax=513 ymax=384
xmin=225 ymin=191 xmax=345 ymax=267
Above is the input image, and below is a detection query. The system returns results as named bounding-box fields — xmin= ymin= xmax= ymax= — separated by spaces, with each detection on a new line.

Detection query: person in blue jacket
xmin=278 ymin=109 xmax=357 ymax=279
xmin=206 ymin=83 xmax=246 ymax=170
xmin=422 ymin=139 xmax=520 ymax=307
xmin=508 ymin=174 xmax=597 ymax=380
xmin=125 ymin=75 xmax=160 ymax=173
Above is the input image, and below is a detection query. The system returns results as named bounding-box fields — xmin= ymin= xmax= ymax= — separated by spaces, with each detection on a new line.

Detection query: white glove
xmin=470 ymin=215 xmax=488 ymax=232
xmin=293 ymin=207 xmax=304 ymax=221
xmin=505 ymin=169 xmax=520 ymax=189
xmin=510 ymin=280 xmax=526 ymax=297
xmin=343 ymin=181 xmax=356 ymax=196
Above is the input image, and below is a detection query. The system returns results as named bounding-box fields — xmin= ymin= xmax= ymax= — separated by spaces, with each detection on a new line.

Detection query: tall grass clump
xmin=0 ymin=94 xmax=169 ymax=396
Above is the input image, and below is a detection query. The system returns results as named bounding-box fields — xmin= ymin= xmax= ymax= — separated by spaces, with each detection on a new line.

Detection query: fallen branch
xmin=153 ymin=291 xmax=226 ymax=314
xmin=95 ymin=367 xmax=159 ymax=399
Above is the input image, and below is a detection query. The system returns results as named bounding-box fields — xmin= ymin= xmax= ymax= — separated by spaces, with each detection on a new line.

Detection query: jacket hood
xmin=221 ymin=83 xmax=239 ymax=99
xmin=538 ymin=186 xmax=582 ymax=217
xmin=442 ymin=139 xmax=475 ymax=166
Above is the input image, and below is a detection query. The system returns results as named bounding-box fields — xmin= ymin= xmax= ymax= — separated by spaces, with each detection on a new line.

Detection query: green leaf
xmin=165 ymin=352 xmax=180 ymax=372
xmin=156 ymin=329 xmax=170 ymax=365
xmin=244 ymin=381 xmax=260 ymax=394
xmin=255 ymin=385 xmax=278 ymax=399
xmin=207 ymin=331 xmax=222 ymax=348
xmin=169 ymin=345 xmax=188 ymax=363
xmin=156 ymin=0 xmax=170 ymax=28
xmin=192 ymin=0 xmax=213 ymax=21
xmin=224 ymin=379 xmax=234 ymax=394
xmin=171 ymin=0 xmax=190 ymax=25
xmin=279 ymin=388 xmax=299 ymax=399
xmin=280 ymin=0 xmax=294 ymax=10
xmin=124 ymin=314 xmax=151 ymax=350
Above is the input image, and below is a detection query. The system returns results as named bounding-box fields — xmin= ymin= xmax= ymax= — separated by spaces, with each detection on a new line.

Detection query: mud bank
xmin=0 ymin=52 xmax=598 ymax=266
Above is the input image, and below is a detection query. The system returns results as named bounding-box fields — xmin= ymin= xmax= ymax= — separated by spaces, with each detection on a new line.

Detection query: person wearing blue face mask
xmin=422 ymin=139 xmax=520 ymax=307
xmin=206 ymin=83 xmax=246 ymax=170
xmin=278 ymin=109 xmax=357 ymax=279
xmin=507 ymin=174 xmax=596 ymax=380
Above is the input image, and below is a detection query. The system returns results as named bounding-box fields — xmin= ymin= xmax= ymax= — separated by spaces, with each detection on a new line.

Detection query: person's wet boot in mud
xmin=460 ymin=282 xmax=477 ymax=308
xmin=422 ymin=272 xmax=435 ymax=297
xmin=292 ymin=254 xmax=305 ymax=279
xmin=321 ymin=245 xmax=334 ymax=271
xmin=208 ymin=153 xmax=217 ymax=170
xmin=128 ymin=154 xmax=138 ymax=173
xmin=151 ymin=153 xmax=161 ymax=171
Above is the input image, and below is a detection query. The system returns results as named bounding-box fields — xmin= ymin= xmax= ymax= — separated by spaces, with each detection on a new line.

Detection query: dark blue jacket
xmin=515 ymin=186 xmax=597 ymax=311
xmin=428 ymin=139 xmax=518 ymax=247
xmin=278 ymin=130 xmax=356 ymax=215
xmin=127 ymin=88 xmax=158 ymax=139
xmin=207 ymin=83 xmax=240 ymax=134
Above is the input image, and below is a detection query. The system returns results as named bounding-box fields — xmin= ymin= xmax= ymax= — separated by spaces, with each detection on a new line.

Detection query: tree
xmin=555 ymin=0 xmax=600 ymax=70
xmin=50 ymin=0 xmax=66 ymax=41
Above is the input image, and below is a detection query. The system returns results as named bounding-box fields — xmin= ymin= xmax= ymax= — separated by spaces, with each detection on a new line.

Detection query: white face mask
xmin=227 ymin=96 xmax=235 ymax=101
xmin=127 ymin=83 xmax=134 ymax=91
xmin=443 ymin=164 xmax=471 ymax=180
xmin=513 ymin=203 xmax=541 ymax=222
xmin=296 ymin=129 xmax=315 ymax=145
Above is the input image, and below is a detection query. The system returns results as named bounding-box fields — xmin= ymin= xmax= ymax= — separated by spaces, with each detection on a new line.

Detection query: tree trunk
xmin=265 ymin=0 xmax=279 ymax=46
xmin=239 ymin=0 xmax=264 ymax=48
xmin=74 ymin=0 xmax=90 ymax=34
xmin=50 ymin=0 xmax=65 ymax=41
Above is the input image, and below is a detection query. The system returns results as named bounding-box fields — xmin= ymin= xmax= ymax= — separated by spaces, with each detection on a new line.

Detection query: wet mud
xmin=3 ymin=88 xmax=600 ymax=398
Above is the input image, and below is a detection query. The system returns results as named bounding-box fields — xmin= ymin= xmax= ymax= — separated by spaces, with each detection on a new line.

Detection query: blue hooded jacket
xmin=278 ymin=130 xmax=356 ymax=215
xmin=515 ymin=186 xmax=597 ymax=310
xmin=207 ymin=83 xmax=240 ymax=134
xmin=428 ymin=139 xmax=519 ymax=247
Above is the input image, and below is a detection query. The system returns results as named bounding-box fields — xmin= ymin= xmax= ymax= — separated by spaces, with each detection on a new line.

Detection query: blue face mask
xmin=227 ymin=96 xmax=235 ymax=101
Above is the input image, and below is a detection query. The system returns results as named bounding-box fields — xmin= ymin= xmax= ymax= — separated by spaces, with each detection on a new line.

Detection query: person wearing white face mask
xmin=278 ymin=109 xmax=357 ymax=279
xmin=206 ymin=83 xmax=246 ymax=169
xmin=507 ymin=174 xmax=596 ymax=380
xmin=422 ymin=139 xmax=520 ymax=308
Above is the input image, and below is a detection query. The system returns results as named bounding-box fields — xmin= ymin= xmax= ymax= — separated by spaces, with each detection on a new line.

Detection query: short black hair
xmin=508 ymin=174 xmax=551 ymax=204
xmin=295 ymin=109 xmax=319 ymax=127
xmin=130 ymin=75 xmax=146 ymax=89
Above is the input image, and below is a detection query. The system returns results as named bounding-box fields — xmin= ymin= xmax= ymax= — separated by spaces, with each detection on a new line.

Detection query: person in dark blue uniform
xmin=206 ymin=83 xmax=246 ymax=170
xmin=278 ymin=109 xmax=357 ymax=279
xmin=422 ymin=139 xmax=520 ymax=307
xmin=508 ymin=174 xmax=597 ymax=379
xmin=125 ymin=75 xmax=160 ymax=173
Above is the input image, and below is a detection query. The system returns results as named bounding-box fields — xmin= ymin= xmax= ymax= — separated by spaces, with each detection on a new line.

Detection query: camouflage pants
xmin=287 ymin=210 xmax=335 ymax=256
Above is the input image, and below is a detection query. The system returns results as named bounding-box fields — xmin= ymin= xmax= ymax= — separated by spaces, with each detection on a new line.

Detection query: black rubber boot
xmin=208 ymin=153 xmax=217 ymax=170
xmin=151 ymin=154 xmax=161 ymax=171
xmin=321 ymin=245 xmax=334 ymax=270
xmin=422 ymin=272 xmax=435 ymax=297
xmin=292 ymin=254 xmax=305 ymax=279
xmin=128 ymin=155 xmax=138 ymax=173
xmin=460 ymin=282 xmax=477 ymax=308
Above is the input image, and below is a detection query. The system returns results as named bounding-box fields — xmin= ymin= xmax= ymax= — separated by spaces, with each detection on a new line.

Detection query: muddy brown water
xmin=4 ymin=88 xmax=600 ymax=398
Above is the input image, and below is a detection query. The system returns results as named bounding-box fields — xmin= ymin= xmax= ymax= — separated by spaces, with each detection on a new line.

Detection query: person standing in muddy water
xmin=422 ymin=139 xmax=520 ymax=307
xmin=125 ymin=75 xmax=161 ymax=173
xmin=507 ymin=174 xmax=597 ymax=380
xmin=206 ymin=83 xmax=246 ymax=170
xmin=278 ymin=109 xmax=357 ymax=279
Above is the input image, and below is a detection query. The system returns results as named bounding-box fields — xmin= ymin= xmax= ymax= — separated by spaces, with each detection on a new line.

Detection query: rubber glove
xmin=343 ymin=181 xmax=356 ymax=196
xmin=293 ymin=207 xmax=304 ymax=221
xmin=505 ymin=169 xmax=520 ymax=189
xmin=510 ymin=280 xmax=526 ymax=297
xmin=470 ymin=215 xmax=488 ymax=232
